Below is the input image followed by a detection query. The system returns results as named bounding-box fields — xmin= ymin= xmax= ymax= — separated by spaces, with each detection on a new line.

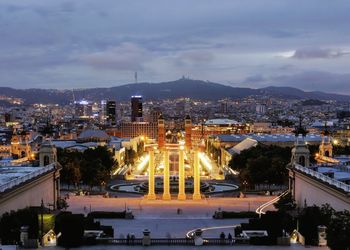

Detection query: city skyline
xmin=0 ymin=0 xmax=349 ymax=94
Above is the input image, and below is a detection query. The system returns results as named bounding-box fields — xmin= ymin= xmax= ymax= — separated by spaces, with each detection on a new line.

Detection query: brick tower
xmin=158 ymin=114 xmax=165 ymax=149
xmin=185 ymin=115 xmax=192 ymax=149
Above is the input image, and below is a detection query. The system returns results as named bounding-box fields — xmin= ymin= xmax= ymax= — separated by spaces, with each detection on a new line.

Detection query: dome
xmin=77 ymin=129 xmax=110 ymax=142
xmin=205 ymin=119 xmax=239 ymax=126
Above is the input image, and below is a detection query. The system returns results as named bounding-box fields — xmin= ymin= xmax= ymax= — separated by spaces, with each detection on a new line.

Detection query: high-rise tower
xmin=106 ymin=101 xmax=116 ymax=126
xmin=131 ymin=95 xmax=143 ymax=122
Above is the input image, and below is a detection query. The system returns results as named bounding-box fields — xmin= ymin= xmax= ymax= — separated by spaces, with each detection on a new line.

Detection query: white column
xmin=178 ymin=147 xmax=186 ymax=200
xmin=163 ymin=150 xmax=171 ymax=200
xmin=192 ymin=151 xmax=201 ymax=200
xmin=147 ymin=150 xmax=156 ymax=200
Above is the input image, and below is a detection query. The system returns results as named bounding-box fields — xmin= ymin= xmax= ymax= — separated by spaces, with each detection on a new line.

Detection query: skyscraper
xmin=74 ymin=99 xmax=92 ymax=118
xmin=100 ymin=100 xmax=107 ymax=123
xmin=106 ymin=101 xmax=116 ymax=125
xmin=131 ymin=95 xmax=143 ymax=122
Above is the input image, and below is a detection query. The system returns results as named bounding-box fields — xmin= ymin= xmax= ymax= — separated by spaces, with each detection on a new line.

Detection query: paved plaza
xmin=65 ymin=194 xmax=276 ymax=238
xmin=67 ymin=194 xmax=275 ymax=217
xmin=49 ymin=194 xmax=331 ymax=250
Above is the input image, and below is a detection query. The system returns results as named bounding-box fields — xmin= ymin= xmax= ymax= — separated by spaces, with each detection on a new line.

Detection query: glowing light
xmin=137 ymin=154 xmax=150 ymax=172
xmin=255 ymin=190 xmax=289 ymax=216
xmin=186 ymin=225 xmax=239 ymax=238
xmin=333 ymin=139 xmax=339 ymax=145
xmin=198 ymin=152 xmax=213 ymax=171
xmin=77 ymin=100 xmax=89 ymax=105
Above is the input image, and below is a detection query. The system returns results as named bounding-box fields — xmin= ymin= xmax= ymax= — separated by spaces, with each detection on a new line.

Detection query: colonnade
xmin=147 ymin=148 xmax=201 ymax=200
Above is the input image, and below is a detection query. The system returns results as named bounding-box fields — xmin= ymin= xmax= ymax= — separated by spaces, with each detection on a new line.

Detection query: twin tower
xmin=146 ymin=115 xmax=201 ymax=200
xmin=157 ymin=114 xmax=192 ymax=149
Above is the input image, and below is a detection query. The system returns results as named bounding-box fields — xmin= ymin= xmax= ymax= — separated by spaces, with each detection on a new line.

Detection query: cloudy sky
xmin=0 ymin=0 xmax=350 ymax=94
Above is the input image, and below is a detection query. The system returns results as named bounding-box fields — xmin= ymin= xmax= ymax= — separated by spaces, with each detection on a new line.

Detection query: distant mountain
xmin=0 ymin=79 xmax=349 ymax=104
xmin=260 ymin=86 xmax=350 ymax=101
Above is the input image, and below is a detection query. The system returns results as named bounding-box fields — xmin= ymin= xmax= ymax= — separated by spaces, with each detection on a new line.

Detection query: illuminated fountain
xmin=110 ymin=115 xmax=238 ymax=198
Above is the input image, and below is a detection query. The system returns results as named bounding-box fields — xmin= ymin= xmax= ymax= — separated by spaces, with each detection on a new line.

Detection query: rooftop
xmin=231 ymin=138 xmax=258 ymax=154
xmin=78 ymin=129 xmax=110 ymax=141
xmin=294 ymin=164 xmax=350 ymax=193
xmin=205 ymin=119 xmax=240 ymax=126
xmin=317 ymin=166 xmax=350 ymax=182
xmin=0 ymin=164 xmax=55 ymax=193
xmin=52 ymin=138 xmax=126 ymax=151
xmin=214 ymin=133 xmax=324 ymax=143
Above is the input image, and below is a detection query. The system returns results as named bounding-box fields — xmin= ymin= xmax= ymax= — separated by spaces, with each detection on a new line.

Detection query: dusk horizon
xmin=1 ymin=77 xmax=350 ymax=97
xmin=0 ymin=0 xmax=350 ymax=94
xmin=0 ymin=1 xmax=349 ymax=249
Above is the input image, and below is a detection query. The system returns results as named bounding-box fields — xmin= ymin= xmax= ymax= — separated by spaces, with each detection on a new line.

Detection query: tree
xmin=228 ymin=145 xmax=291 ymax=186
xmin=274 ymin=192 xmax=296 ymax=212
xmin=81 ymin=159 xmax=99 ymax=189
xmin=327 ymin=210 xmax=350 ymax=249
xmin=0 ymin=207 xmax=39 ymax=244
xmin=57 ymin=148 xmax=83 ymax=188
xmin=58 ymin=146 xmax=116 ymax=189
xmin=55 ymin=212 xmax=84 ymax=247
xmin=298 ymin=204 xmax=335 ymax=246
xmin=299 ymin=206 xmax=323 ymax=245
xmin=65 ymin=160 xmax=81 ymax=189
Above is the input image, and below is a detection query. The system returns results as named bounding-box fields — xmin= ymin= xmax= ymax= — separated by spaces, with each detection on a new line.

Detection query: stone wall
xmin=293 ymin=171 xmax=350 ymax=211
xmin=0 ymin=170 xmax=59 ymax=215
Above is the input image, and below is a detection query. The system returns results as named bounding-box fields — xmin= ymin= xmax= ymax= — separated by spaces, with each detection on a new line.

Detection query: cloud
xmin=59 ymin=2 xmax=76 ymax=13
xmin=175 ymin=51 xmax=214 ymax=67
xmin=258 ymin=71 xmax=350 ymax=95
xmin=244 ymin=74 xmax=266 ymax=83
xmin=1 ymin=0 xmax=350 ymax=90
xmin=77 ymin=43 xmax=151 ymax=71
xmin=290 ymin=48 xmax=350 ymax=59
xmin=241 ymin=69 xmax=350 ymax=95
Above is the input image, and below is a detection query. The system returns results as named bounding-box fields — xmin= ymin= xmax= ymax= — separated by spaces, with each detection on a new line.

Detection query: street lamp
xmin=242 ymin=180 xmax=248 ymax=192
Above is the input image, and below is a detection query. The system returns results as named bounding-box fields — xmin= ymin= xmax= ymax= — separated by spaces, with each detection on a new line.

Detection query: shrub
xmin=55 ymin=212 xmax=84 ymax=247
xmin=88 ymin=211 xmax=127 ymax=219
xmin=218 ymin=211 xmax=258 ymax=219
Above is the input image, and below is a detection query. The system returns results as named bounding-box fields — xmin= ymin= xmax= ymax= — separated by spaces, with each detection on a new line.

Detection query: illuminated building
xmin=120 ymin=121 xmax=157 ymax=139
xmin=0 ymin=142 xmax=61 ymax=215
xmin=131 ymin=95 xmax=143 ymax=122
xmin=256 ymin=104 xmax=267 ymax=114
xmin=10 ymin=132 xmax=41 ymax=160
xmin=100 ymin=100 xmax=107 ymax=123
xmin=106 ymin=101 xmax=116 ymax=126
xmin=150 ymin=107 xmax=162 ymax=123
xmin=289 ymin=127 xmax=350 ymax=211
xmin=191 ymin=119 xmax=251 ymax=147
xmin=0 ymin=144 xmax=11 ymax=158
xmin=74 ymin=99 xmax=93 ymax=118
